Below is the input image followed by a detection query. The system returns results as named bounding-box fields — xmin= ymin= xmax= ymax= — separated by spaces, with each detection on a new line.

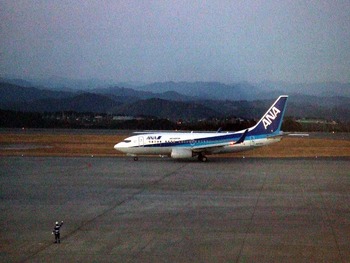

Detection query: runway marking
xmin=20 ymin=161 xmax=189 ymax=262
xmin=311 ymin=165 xmax=344 ymax=263
xmin=128 ymin=162 xmax=189 ymax=262
xmin=236 ymin=171 xmax=268 ymax=262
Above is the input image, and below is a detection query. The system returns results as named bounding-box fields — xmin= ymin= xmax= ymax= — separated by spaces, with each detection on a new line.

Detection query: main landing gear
xmin=198 ymin=154 xmax=208 ymax=162
xmin=133 ymin=157 xmax=138 ymax=161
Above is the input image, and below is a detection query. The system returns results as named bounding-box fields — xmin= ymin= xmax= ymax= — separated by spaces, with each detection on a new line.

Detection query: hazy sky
xmin=1 ymin=0 xmax=350 ymax=83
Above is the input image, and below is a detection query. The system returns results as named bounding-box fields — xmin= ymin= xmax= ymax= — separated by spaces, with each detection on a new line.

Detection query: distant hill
xmin=91 ymin=86 xmax=193 ymax=101
xmin=114 ymin=98 xmax=219 ymax=120
xmin=199 ymin=96 xmax=350 ymax=122
xmin=0 ymin=82 xmax=74 ymax=104
xmin=135 ymin=81 xmax=259 ymax=100
xmin=0 ymin=77 xmax=33 ymax=87
xmin=2 ymin=77 xmax=350 ymax=99
xmin=256 ymin=81 xmax=350 ymax=98
xmin=198 ymin=99 xmax=271 ymax=120
xmin=285 ymin=95 xmax=350 ymax=121
xmin=129 ymin=81 xmax=350 ymax=101
xmin=12 ymin=93 xmax=121 ymax=113
xmin=1 ymin=80 xmax=349 ymax=122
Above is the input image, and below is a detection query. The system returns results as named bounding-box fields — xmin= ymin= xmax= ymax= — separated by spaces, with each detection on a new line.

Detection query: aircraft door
xmin=190 ymin=131 xmax=195 ymax=147
xmin=138 ymin=136 xmax=144 ymax=147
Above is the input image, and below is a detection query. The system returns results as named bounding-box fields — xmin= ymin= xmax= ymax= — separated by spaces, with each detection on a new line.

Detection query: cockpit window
xmin=124 ymin=140 xmax=131 ymax=143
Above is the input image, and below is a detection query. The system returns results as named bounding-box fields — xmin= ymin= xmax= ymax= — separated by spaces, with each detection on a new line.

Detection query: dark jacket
xmin=53 ymin=222 xmax=63 ymax=234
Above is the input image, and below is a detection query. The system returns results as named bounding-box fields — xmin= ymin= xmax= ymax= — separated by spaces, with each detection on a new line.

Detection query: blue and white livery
xmin=114 ymin=95 xmax=288 ymax=161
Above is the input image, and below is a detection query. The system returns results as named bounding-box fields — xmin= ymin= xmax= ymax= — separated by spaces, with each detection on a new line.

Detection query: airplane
xmin=114 ymin=95 xmax=288 ymax=161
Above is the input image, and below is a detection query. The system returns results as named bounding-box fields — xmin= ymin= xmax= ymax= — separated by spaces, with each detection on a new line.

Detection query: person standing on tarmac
xmin=52 ymin=221 xmax=63 ymax=243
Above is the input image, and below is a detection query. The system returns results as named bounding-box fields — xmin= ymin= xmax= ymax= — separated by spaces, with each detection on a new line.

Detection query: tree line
xmin=0 ymin=109 xmax=349 ymax=132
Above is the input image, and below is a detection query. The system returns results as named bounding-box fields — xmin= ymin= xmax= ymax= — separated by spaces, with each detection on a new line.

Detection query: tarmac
xmin=1 ymin=156 xmax=349 ymax=262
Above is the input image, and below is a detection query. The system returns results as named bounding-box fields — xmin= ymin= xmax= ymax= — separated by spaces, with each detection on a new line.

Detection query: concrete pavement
xmin=1 ymin=157 xmax=349 ymax=262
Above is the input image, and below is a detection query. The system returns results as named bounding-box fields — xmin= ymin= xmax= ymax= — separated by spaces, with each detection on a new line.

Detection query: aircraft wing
xmin=267 ymin=132 xmax=309 ymax=138
xmin=191 ymin=129 xmax=248 ymax=153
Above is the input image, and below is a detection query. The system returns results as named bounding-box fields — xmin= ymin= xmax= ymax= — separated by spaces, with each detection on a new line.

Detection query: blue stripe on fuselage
xmin=141 ymin=132 xmax=243 ymax=148
xmin=129 ymin=128 xmax=282 ymax=149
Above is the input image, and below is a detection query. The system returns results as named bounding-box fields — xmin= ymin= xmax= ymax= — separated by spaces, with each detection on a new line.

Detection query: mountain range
xmin=0 ymin=78 xmax=349 ymax=122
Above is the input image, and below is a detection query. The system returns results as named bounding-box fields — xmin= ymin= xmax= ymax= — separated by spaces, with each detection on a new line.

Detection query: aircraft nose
xmin=114 ymin=142 xmax=128 ymax=153
xmin=114 ymin=143 xmax=122 ymax=151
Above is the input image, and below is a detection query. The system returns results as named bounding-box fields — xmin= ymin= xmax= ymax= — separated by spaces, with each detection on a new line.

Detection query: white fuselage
xmin=114 ymin=131 xmax=281 ymax=157
xmin=114 ymin=95 xmax=288 ymax=160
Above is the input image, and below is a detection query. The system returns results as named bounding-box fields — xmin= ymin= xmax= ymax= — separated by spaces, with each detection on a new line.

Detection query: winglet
xmin=235 ymin=129 xmax=248 ymax=144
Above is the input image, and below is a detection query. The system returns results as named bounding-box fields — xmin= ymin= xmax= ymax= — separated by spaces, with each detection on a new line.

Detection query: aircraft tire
xmin=133 ymin=157 xmax=138 ymax=161
xmin=198 ymin=155 xmax=208 ymax=162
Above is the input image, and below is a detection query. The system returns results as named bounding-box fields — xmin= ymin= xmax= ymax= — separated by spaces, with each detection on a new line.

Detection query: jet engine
xmin=170 ymin=148 xmax=193 ymax=159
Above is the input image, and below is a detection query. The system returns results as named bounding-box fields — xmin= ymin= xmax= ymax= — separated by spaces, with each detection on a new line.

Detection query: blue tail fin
xmin=249 ymin=95 xmax=288 ymax=136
